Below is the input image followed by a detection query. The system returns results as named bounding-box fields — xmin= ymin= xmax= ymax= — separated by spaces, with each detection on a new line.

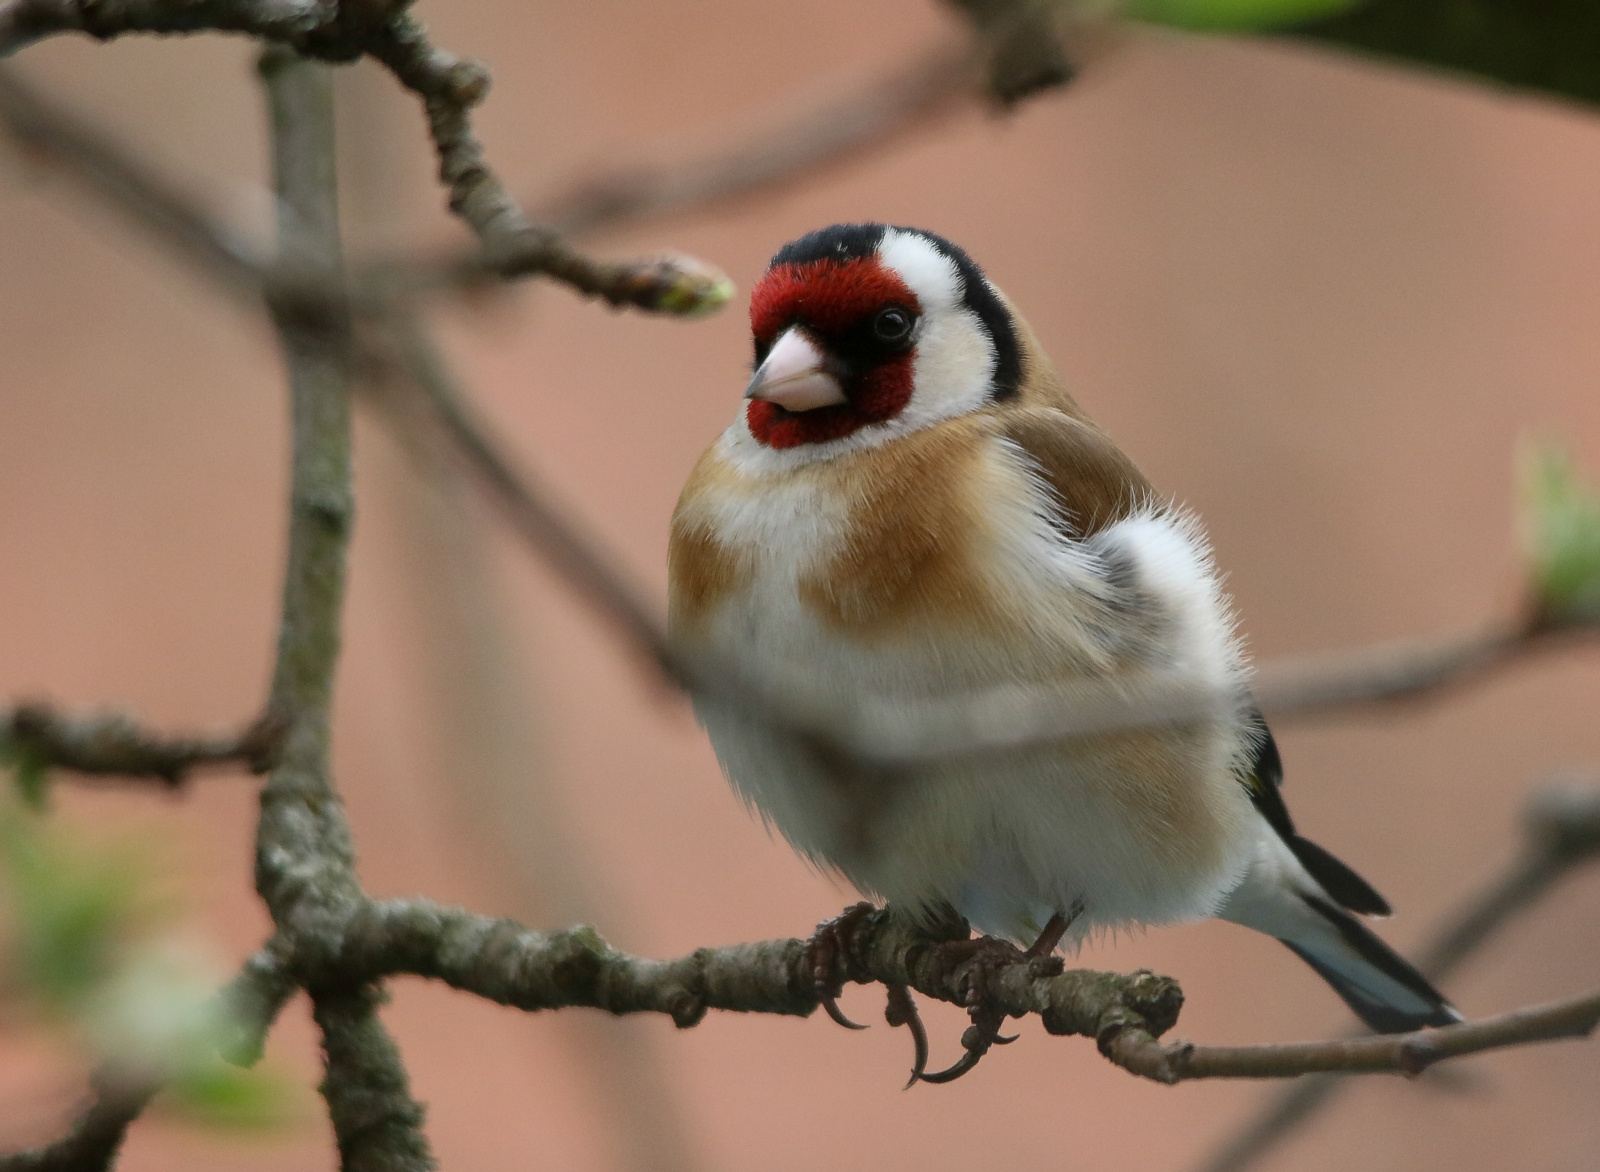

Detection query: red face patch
xmin=746 ymin=258 xmax=920 ymax=449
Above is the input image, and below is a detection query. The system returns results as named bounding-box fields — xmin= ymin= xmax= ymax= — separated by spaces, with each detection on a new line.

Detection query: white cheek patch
xmin=878 ymin=229 xmax=998 ymax=428
xmin=899 ymin=304 xmax=995 ymax=428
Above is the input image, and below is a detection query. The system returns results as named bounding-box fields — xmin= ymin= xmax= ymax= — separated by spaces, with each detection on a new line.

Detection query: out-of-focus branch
xmin=1 ymin=703 xmax=277 ymax=784
xmin=532 ymin=42 xmax=977 ymax=239
xmin=216 ymin=947 xmax=302 ymax=1068
xmin=370 ymin=290 xmax=1600 ymax=761
xmin=0 ymin=0 xmax=332 ymax=59
xmin=844 ymin=620 xmax=1598 ymax=764
xmin=0 ymin=1070 xmax=158 ymax=1172
xmin=368 ymin=305 xmax=675 ymax=671
xmin=11 ymin=41 xmax=1597 ymax=776
xmin=526 ymin=3 xmax=1132 ymax=242
xmin=0 ymin=63 xmax=264 ymax=288
xmin=398 ymin=0 xmax=1122 ymax=260
xmin=0 ymin=949 xmax=299 ymax=1172
xmin=1197 ymin=780 xmax=1600 ymax=1172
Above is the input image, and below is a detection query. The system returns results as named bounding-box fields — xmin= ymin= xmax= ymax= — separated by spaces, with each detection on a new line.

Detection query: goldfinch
xmin=669 ymin=223 xmax=1458 ymax=1079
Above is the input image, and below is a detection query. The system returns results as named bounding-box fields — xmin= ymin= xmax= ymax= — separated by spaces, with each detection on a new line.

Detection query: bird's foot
xmin=804 ymin=901 xmax=877 ymax=1030
xmin=884 ymin=982 xmax=929 ymax=1087
xmin=915 ymin=909 xmax=1074 ymax=1085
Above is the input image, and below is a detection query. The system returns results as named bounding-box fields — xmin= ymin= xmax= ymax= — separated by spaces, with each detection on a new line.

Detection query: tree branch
xmin=530 ymin=41 xmax=976 ymax=239
xmin=0 ymin=62 xmax=264 ymax=288
xmin=1197 ymin=779 xmax=1600 ymax=1172
xmin=366 ymin=304 xmax=674 ymax=672
xmin=283 ymin=897 xmax=1186 ymax=1045
xmin=1109 ymin=989 xmax=1600 ymax=1083
xmin=246 ymin=894 xmax=1594 ymax=1086
xmin=0 ymin=1070 xmax=158 ymax=1172
xmin=312 ymin=984 xmax=433 ymax=1172
xmin=0 ymin=0 xmax=732 ymax=316
xmin=254 ymin=45 xmax=433 ymax=1171
xmin=358 ymin=14 xmax=729 ymax=313
xmin=2 ymin=703 xmax=275 ymax=784
xmin=0 ymin=0 xmax=332 ymax=58
xmin=836 ymin=620 xmax=1599 ymax=764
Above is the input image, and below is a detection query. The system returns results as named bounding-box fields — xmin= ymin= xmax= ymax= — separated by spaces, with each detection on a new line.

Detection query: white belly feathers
xmin=674 ymin=428 xmax=1259 ymax=943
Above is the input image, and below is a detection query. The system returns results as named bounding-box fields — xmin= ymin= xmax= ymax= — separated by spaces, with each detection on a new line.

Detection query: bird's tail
xmin=1278 ymin=894 xmax=1460 ymax=1033
xmin=1218 ymin=839 xmax=1461 ymax=1034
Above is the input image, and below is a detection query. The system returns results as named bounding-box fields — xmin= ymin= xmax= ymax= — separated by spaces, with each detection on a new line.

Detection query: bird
xmin=668 ymin=222 xmax=1459 ymax=1082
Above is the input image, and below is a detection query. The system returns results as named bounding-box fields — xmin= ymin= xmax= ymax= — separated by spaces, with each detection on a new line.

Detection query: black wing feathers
xmin=1245 ymin=713 xmax=1392 ymax=918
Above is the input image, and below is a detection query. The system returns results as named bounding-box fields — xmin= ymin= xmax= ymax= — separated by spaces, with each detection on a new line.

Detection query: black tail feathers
xmin=1288 ymin=835 xmax=1392 ymax=917
xmin=1282 ymin=896 xmax=1460 ymax=1034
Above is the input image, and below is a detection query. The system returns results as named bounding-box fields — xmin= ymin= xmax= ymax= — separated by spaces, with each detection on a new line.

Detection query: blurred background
xmin=0 ymin=1 xmax=1598 ymax=1169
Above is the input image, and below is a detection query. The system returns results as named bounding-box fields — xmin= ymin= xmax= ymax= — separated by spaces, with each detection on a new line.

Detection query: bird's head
xmin=731 ymin=223 xmax=1023 ymax=463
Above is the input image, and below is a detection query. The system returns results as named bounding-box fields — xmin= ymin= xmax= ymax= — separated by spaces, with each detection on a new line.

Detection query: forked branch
xmin=241 ymin=895 xmax=1600 ymax=1087
xmin=0 ymin=0 xmax=732 ymax=315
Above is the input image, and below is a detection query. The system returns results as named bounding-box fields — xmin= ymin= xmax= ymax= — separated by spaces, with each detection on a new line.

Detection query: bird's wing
xmin=1244 ymin=710 xmax=1392 ymax=917
xmin=996 ymin=406 xmax=1154 ymax=539
xmin=1000 ymin=407 xmax=1393 ymax=918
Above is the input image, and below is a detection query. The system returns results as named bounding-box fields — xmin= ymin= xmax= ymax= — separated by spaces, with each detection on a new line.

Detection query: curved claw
xmin=992 ymin=1032 xmax=1019 ymax=1045
xmin=884 ymin=983 xmax=929 ymax=1088
xmin=804 ymin=902 xmax=876 ymax=1030
xmin=821 ymin=992 xmax=869 ymax=1031
xmin=917 ymin=1047 xmax=985 ymax=1085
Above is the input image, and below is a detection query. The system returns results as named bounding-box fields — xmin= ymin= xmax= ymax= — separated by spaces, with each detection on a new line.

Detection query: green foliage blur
xmin=1128 ymin=0 xmax=1359 ymax=32
xmin=1521 ymin=444 xmax=1600 ymax=628
xmin=1291 ymin=0 xmax=1600 ymax=110
xmin=0 ymin=776 xmax=292 ymax=1130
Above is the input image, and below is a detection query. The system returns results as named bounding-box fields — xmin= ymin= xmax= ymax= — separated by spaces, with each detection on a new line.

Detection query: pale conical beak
xmin=745 ymin=328 xmax=846 ymax=411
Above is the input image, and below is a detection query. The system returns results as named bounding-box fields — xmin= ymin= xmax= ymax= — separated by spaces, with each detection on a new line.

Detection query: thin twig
xmin=531 ymin=41 xmax=976 ymax=239
xmin=839 ymin=621 xmax=1596 ymax=764
xmin=0 ymin=1070 xmax=157 ymax=1172
xmin=1108 ymin=988 xmax=1600 ymax=1083
xmin=0 ymin=63 xmax=264 ymax=287
xmin=0 ymin=937 xmax=301 ymax=1172
xmin=1 ymin=703 xmax=276 ymax=784
xmin=0 ymin=0 xmax=331 ymax=59
xmin=368 ymin=306 xmax=674 ymax=671
xmin=1196 ymin=780 xmax=1600 ymax=1172
xmin=354 ymin=15 xmax=731 ymax=314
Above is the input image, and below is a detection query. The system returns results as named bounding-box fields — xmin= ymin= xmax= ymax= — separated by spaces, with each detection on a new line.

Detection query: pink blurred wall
xmin=1 ymin=2 xmax=1598 ymax=1169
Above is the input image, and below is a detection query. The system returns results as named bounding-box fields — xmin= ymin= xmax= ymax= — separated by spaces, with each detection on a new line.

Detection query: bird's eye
xmin=872 ymin=306 xmax=915 ymax=344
